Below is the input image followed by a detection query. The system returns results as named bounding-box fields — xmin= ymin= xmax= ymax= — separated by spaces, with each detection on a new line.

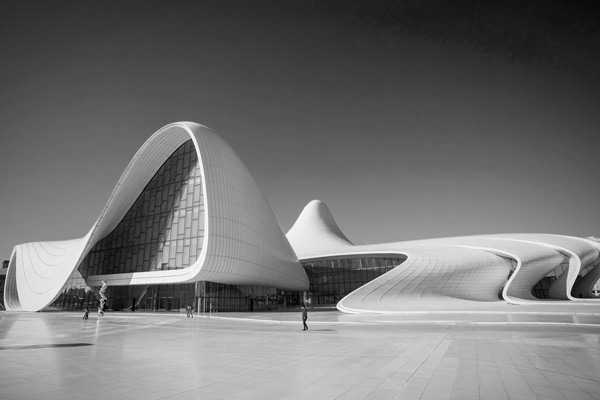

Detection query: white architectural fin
xmin=286 ymin=200 xmax=354 ymax=259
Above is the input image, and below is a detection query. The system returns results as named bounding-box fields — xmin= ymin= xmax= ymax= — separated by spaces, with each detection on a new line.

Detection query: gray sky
xmin=1 ymin=0 xmax=599 ymax=260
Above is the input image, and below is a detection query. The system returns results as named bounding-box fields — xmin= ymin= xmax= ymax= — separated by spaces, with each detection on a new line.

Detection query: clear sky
xmin=1 ymin=1 xmax=599 ymax=260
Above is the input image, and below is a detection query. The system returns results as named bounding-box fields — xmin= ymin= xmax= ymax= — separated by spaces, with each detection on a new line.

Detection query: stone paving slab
xmin=1 ymin=308 xmax=600 ymax=399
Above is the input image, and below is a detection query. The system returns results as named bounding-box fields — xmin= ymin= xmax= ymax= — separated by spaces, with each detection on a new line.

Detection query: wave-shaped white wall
xmin=287 ymin=201 xmax=600 ymax=313
xmin=5 ymin=122 xmax=308 ymax=311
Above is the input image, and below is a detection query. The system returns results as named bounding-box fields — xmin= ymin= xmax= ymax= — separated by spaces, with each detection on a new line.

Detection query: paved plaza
xmin=1 ymin=305 xmax=600 ymax=400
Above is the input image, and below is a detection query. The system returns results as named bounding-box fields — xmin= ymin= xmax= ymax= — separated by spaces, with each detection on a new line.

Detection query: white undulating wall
xmin=5 ymin=122 xmax=308 ymax=311
xmin=286 ymin=201 xmax=600 ymax=313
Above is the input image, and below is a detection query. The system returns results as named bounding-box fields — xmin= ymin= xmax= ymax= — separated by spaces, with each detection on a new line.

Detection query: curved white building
xmin=4 ymin=122 xmax=600 ymax=313
xmin=287 ymin=200 xmax=600 ymax=313
xmin=5 ymin=122 xmax=308 ymax=312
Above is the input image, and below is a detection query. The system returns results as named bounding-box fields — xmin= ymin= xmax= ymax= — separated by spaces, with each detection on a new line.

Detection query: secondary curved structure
xmin=286 ymin=200 xmax=600 ymax=313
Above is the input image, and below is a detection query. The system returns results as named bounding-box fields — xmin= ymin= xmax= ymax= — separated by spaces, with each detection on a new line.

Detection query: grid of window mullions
xmin=302 ymin=257 xmax=404 ymax=300
xmin=82 ymin=140 xmax=205 ymax=276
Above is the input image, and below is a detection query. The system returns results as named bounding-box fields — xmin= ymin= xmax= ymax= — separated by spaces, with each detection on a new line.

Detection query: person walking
xmin=186 ymin=304 xmax=193 ymax=318
xmin=302 ymin=304 xmax=308 ymax=331
xmin=82 ymin=307 xmax=89 ymax=320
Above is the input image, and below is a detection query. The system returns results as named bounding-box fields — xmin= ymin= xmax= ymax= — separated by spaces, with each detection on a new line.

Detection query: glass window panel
xmin=178 ymin=218 xmax=185 ymax=235
xmin=199 ymin=211 xmax=205 ymax=229
xmin=361 ymin=270 xmax=369 ymax=281
xmin=185 ymin=210 xmax=192 ymax=228
xmin=193 ymin=182 xmax=201 ymax=203
xmin=190 ymin=238 xmax=198 ymax=257
xmin=183 ymin=245 xmax=190 ymax=264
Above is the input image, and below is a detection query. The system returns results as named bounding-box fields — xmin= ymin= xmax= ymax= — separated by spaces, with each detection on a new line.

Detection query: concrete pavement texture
xmin=1 ymin=306 xmax=600 ymax=400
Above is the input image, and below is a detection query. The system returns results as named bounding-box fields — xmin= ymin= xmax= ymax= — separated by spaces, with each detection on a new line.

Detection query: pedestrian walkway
xmin=1 ymin=307 xmax=599 ymax=399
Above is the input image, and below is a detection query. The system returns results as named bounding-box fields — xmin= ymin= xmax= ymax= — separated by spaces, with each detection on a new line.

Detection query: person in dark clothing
xmin=82 ymin=307 xmax=89 ymax=320
xmin=302 ymin=304 xmax=308 ymax=331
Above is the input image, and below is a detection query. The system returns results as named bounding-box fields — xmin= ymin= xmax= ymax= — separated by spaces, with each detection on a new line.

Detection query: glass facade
xmin=199 ymin=282 xmax=282 ymax=312
xmin=47 ymin=268 xmax=98 ymax=311
xmin=301 ymin=256 xmax=407 ymax=306
xmin=532 ymin=261 xmax=569 ymax=299
xmin=46 ymin=256 xmax=406 ymax=312
xmin=578 ymin=258 xmax=599 ymax=279
xmin=532 ymin=277 xmax=555 ymax=299
xmin=81 ymin=140 xmax=204 ymax=276
xmin=47 ymin=280 xmax=287 ymax=313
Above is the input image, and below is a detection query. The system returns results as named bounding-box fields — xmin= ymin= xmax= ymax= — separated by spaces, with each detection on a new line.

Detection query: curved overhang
xmin=477 ymin=234 xmax=599 ymax=301
xmin=297 ymin=235 xmax=600 ymax=313
xmin=336 ymin=244 xmax=513 ymax=313
xmin=440 ymin=238 xmax=567 ymax=303
xmin=572 ymin=238 xmax=600 ymax=298
xmin=285 ymin=201 xmax=600 ymax=313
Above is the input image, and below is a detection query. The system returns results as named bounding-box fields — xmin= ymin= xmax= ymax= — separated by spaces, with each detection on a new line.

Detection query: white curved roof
xmin=6 ymin=122 xmax=308 ymax=311
xmin=286 ymin=201 xmax=600 ymax=313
